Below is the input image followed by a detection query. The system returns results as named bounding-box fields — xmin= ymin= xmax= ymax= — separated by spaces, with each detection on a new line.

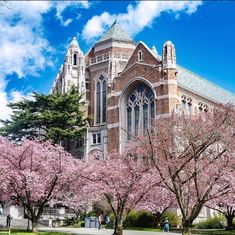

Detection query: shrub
xmin=194 ymin=215 xmax=225 ymax=229
xmin=123 ymin=210 xmax=155 ymax=228
xmin=86 ymin=211 xmax=97 ymax=217
xmin=64 ymin=217 xmax=79 ymax=226
xmin=77 ymin=220 xmax=85 ymax=227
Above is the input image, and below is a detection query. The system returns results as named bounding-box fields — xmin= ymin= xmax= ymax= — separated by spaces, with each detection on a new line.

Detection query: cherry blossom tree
xmin=133 ymin=105 xmax=235 ymax=235
xmin=0 ymin=137 xmax=80 ymax=231
xmin=58 ymin=183 xmax=99 ymax=220
xmin=88 ymin=150 xmax=160 ymax=235
xmin=136 ymin=186 xmax=176 ymax=227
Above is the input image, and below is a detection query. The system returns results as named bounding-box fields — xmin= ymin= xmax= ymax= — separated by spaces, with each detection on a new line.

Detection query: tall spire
xmin=69 ymin=36 xmax=81 ymax=51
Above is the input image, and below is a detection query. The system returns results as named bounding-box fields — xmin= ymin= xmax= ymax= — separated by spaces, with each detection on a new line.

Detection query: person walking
xmin=98 ymin=213 xmax=103 ymax=230
xmin=6 ymin=214 xmax=13 ymax=229
xmin=163 ymin=217 xmax=170 ymax=232
xmin=104 ymin=214 xmax=110 ymax=229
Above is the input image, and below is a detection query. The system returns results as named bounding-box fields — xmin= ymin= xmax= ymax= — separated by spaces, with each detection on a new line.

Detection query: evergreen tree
xmin=0 ymin=87 xmax=88 ymax=144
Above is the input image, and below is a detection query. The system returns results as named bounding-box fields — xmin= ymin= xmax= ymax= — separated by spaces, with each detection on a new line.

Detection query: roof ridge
xmin=138 ymin=41 xmax=161 ymax=62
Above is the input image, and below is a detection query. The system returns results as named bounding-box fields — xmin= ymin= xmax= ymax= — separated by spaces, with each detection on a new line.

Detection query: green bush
xmin=86 ymin=211 xmax=97 ymax=217
xmin=77 ymin=220 xmax=85 ymax=227
xmin=123 ymin=210 xmax=155 ymax=228
xmin=194 ymin=215 xmax=225 ymax=229
xmin=104 ymin=210 xmax=180 ymax=229
xmin=64 ymin=217 xmax=79 ymax=226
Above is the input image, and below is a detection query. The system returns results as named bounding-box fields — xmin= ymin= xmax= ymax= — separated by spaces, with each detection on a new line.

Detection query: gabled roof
xmin=97 ymin=20 xmax=133 ymax=43
xmin=177 ymin=65 xmax=235 ymax=105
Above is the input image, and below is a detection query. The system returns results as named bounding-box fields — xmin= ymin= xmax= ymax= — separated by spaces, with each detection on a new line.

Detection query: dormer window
xmin=73 ymin=53 xmax=77 ymax=65
xmin=138 ymin=50 xmax=142 ymax=62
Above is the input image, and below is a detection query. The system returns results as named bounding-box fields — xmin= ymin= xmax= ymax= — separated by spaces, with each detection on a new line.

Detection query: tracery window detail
xmin=127 ymin=84 xmax=155 ymax=139
xmin=181 ymin=95 xmax=192 ymax=115
xmin=96 ymin=75 xmax=107 ymax=124
xmin=92 ymin=132 xmax=101 ymax=144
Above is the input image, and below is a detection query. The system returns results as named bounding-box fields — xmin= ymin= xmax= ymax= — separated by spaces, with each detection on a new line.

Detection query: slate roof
xmin=177 ymin=65 xmax=235 ymax=105
xmin=97 ymin=20 xmax=133 ymax=43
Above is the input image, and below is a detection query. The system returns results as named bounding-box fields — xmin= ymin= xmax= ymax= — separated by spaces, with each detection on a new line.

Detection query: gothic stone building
xmin=51 ymin=21 xmax=235 ymax=160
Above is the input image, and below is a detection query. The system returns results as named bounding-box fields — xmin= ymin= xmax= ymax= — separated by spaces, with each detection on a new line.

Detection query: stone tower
xmin=51 ymin=37 xmax=86 ymax=101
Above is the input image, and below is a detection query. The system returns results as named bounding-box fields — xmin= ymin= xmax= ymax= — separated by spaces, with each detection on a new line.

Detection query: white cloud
xmin=82 ymin=12 xmax=116 ymax=43
xmin=0 ymin=1 xmax=90 ymax=122
xmin=54 ymin=1 xmax=89 ymax=26
xmin=82 ymin=1 xmax=202 ymax=43
xmin=0 ymin=23 xmax=53 ymax=78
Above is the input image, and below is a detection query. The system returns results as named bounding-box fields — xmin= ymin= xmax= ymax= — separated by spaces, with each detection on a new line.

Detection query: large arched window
xmin=96 ymin=75 xmax=107 ymax=124
xmin=127 ymin=84 xmax=155 ymax=139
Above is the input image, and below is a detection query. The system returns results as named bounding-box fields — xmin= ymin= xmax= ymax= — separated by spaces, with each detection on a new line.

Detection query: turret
xmin=162 ymin=41 xmax=176 ymax=69
xmin=161 ymin=41 xmax=178 ymax=113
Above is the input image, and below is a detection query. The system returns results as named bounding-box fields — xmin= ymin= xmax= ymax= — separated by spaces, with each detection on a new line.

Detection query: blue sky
xmin=0 ymin=1 xmax=235 ymax=120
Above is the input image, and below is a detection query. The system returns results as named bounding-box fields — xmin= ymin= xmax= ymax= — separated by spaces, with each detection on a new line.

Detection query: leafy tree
xmin=0 ymin=87 xmax=88 ymax=144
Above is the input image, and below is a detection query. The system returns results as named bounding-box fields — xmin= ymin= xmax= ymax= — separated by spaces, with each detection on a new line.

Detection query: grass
xmin=124 ymin=227 xmax=235 ymax=234
xmin=0 ymin=231 xmax=77 ymax=235
xmin=125 ymin=227 xmax=162 ymax=232
xmin=191 ymin=230 xmax=235 ymax=235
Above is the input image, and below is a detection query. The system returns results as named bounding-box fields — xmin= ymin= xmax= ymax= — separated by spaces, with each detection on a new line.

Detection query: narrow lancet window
xmin=96 ymin=75 xmax=107 ymax=124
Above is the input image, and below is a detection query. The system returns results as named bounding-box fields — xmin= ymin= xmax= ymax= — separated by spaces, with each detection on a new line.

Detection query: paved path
xmin=39 ymin=227 xmax=180 ymax=235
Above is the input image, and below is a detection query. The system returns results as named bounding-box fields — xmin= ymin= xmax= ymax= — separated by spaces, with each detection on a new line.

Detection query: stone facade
xmin=51 ymin=21 xmax=235 ymax=159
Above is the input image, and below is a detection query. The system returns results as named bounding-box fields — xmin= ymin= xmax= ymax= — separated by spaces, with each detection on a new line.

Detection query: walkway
xmin=39 ymin=227 xmax=180 ymax=235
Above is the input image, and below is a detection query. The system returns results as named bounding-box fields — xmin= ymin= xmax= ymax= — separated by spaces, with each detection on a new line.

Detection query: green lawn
xmin=1 ymin=231 xmax=75 ymax=235
xmin=125 ymin=227 xmax=235 ymax=235
xmin=191 ymin=230 xmax=235 ymax=235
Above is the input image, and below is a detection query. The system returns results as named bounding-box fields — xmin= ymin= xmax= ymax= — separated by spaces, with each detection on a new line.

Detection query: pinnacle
xmin=69 ymin=36 xmax=81 ymax=51
xmin=151 ymin=46 xmax=158 ymax=55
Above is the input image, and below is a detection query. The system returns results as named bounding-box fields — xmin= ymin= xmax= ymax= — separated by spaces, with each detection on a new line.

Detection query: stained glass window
xmin=127 ymin=84 xmax=155 ymax=139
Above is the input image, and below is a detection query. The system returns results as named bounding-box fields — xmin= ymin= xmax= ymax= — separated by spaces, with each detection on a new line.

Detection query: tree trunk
xmin=31 ymin=216 xmax=39 ymax=232
xmin=182 ymin=219 xmax=192 ymax=235
xmin=27 ymin=218 xmax=30 ymax=231
xmin=153 ymin=211 xmax=162 ymax=228
xmin=113 ymin=215 xmax=124 ymax=235
xmin=225 ymin=215 xmax=235 ymax=230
